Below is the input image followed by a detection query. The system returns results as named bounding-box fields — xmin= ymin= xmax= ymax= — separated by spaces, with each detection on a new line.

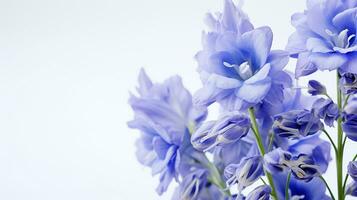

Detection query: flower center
xmin=326 ymin=29 xmax=355 ymax=49
xmin=223 ymin=61 xmax=253 ymax=80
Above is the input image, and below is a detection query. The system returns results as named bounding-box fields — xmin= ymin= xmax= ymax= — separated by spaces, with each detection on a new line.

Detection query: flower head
xmin=273 ymin=172 xmax=331 ymax=200
xmin=194 ymin=0 xmax=291 ymax=109
xmin=224 ymin=156 xmax=263 ymax=192
xmin=346 ymin=181 xmax=357 ymax=197
xmin=340 ymin=71 xmax=357 ymax=94
xmin=312 ymin=98 xmax=339 ymax=127
xmin=342 ymin=97 xmax=357 ymax=141
xmin=191 ymin=112 xmax=250 ymax=152
xmin=246 ymin=185 xmax=271 ymax=200
xmin=264 ymin=148 xmax=320 ymax=181
xmin=308 ymin=80 xmax=327 ymax=96
xmin=286 ymin=0 xmax=357 ymax=77
xmin=273 ymin=110 xmax=323 ymax=139
xmin=128 ymin=69 xmax=207 ymax=194
xmin=348 ymin=161 xmax=357 ymax=181
xmin=288 ymin=134 xmax=331 ymax=173
xmin=172 ymin=169 xmax=225 ymax=200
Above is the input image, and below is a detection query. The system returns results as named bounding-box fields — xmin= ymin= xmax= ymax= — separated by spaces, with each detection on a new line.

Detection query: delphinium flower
xmin=308 ymin=80 xmax=327 ymax=96
xmin=342 ymin=97 xmax=357 ymax=141
xmin=172 ymin=169 xmax=227 ymax=200
xmin=273 ymin=172 xmax=331 ymax=200
xmin=287 ymin=134 xmax=331 ymax=173
xmin=224 ymin=156 xmax=263 ymax=192
xmin=286 ymin=0 xmax=357 ymax=77
xmin=128 ymin=69 xmax=208 ymax=194
xmin=346 ymin=182 xmax=357 ymax=197
xmin=191 ymin=111 xmax=250 ymax=151
xmin=272 ymin=109 xmax=323 ymax=139
xmin=246 ymin=185 xmax=271 ymax=200
xmin=348 ymin=161 xmax=357 ymax=181
xmin=312 ymin=98 xmax=339 ymax=127
xmin=346 ymin=161 xmax=357 ymax=197
xmin=340 ymin=71 xmax=357 ymax=94
xmin=264 ymin=148 xmax=320 ymax=181
xmin=194 ymin=0 xmax=291 ymax=110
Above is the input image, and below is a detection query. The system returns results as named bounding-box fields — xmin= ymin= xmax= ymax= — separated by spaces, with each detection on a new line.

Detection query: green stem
xmin=248 ymin=108 xmax=278 ymax=200
xmin=320 ymin=175 xmax=336 ymax=200
xmin=336 ymin=72 xmax=344 ymax=200
xmin=343 ymin=154 xmax=357 ymax=192
xmin=322 ymin=129 xmax=337 ymax=153
xmin=285 ymin=171 xmax=292 ymax=200
xmin=188 ymin=123 xmax=230 ymax=196
xmin=203 ymin=155 xmax=231 ymax=196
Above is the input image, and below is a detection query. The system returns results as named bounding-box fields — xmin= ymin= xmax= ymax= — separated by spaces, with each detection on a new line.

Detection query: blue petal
xmin=295 ymin=52 xmax=317 ymax=77
xmin=306 ymin=37 xmax=333 ymax=53
xmin=236 ymin=64 xmax=272 ymax=103
xmin=309 ymin=52 xmax=348 ymax=71
xmin=267 ymin=50 xmax=289 ymax=72
xmin=332 ymin=7 xmax=357 ymax=33
xmin=239 ymin=27 xmax=273 ymax=69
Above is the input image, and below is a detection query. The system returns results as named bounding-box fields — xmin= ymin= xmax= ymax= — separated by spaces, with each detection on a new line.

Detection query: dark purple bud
xmin=308 ymin=80 xmax=326 ymax=96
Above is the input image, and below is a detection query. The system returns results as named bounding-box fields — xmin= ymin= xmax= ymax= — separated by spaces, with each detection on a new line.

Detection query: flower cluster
xmin=128 ymin=0 xmax=357 ymax=199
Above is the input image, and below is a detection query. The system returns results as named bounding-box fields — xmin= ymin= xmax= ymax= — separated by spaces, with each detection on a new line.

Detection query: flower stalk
xmin=248 ymin=107 xmax=278 ymax=200
xmin=336 ymin=72 xmax=344 ymax=200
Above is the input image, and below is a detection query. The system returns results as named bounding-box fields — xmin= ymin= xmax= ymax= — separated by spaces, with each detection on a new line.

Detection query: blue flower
xmin=342 ymin=98 xmax=357 ymax=141
xmin=312 ymin=98 xmax=339 ymax=127
xmin=340 ymin=71 xmax=357 ymax=95
xmin=191 ymin=112 xmax=250 ymax=152
xmin=246 ymin=185 xmax=271 ymax=200
xmin=346 ymin=181 xmax=357 ymax=197
xmin=224 ymin=156 xmax=263 ymax=192
xmin=348 ymin=161 xmax=357 ymax=181
xmin=172 ymin=169 xmax=226 ymax=200
xmin=273 ymin=172 xmax=331 ymax=200
xmin=273 ymin=110 xmax=323 ymax=139
xmin=194 ymin=0 xmax=291 ymax=109
xmin=127 ymin=69 xmax=207 ymax=194
xmin=264 ymin=148 xmax=320 ymax=181
xmin=308 ymin=80 xmax=327 ymax=96
xmin=288 ymin=134 xmax=331 ymax=173
xmin=286 ymin=0 xmax=357 ymax=77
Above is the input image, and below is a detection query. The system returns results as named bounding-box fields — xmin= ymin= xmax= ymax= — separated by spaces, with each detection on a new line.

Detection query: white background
xmin=0 ymin=0 xmax=354 ymax=199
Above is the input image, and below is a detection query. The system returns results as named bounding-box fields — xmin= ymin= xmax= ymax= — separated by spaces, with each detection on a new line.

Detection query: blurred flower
xmin=194 ymin=0 xmax=291 ymax=109
xmin=312 ymin=98 xmax=339 ymax=127
xmin=172 ymin=169 xmax=227 ymax=200
xmin=286 ymin=0 xmax=357 ymax=77
xmin=191 ymin=112 xmax=250 ymax=152
xmin=128 ymin=69 xmax=207 ymax=194
xmin=246 ymin=185 xmax=271 ymax=200
xmin=224 ymin=156 xmax=263 ymax=192
xmin=273 ymin=110 xmax=323 ymax=139
xmin=308 ymin=80 xmax=327 ymax=96
xmin=346 ymin=181 xmax=357 ymax=197
xmin=348 ymin=161 xmax=357 ymax=181
xmin=264 ymin=148 xmax=320 ymax=181
xmin=340 ymin=71 xmax=357 ymax=94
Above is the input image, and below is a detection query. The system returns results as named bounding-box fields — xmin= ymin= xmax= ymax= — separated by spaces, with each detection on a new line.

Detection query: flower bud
xmin=273 ymin=110 xmax=323 ymax=139
xmin=246 ymin=185 xmax=271 ymax=200
xmin=348 ymin=161 xmax=357 ymax=181
xmin=191 ymin=112 xmax=250 ymax=152
xmin=308 ymin=80 xmax=326 ymax=96
xmin=312 ymin=98 xmax=339 ymax=127
xmin=224 ymin=156 xmax=263 ymax=191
